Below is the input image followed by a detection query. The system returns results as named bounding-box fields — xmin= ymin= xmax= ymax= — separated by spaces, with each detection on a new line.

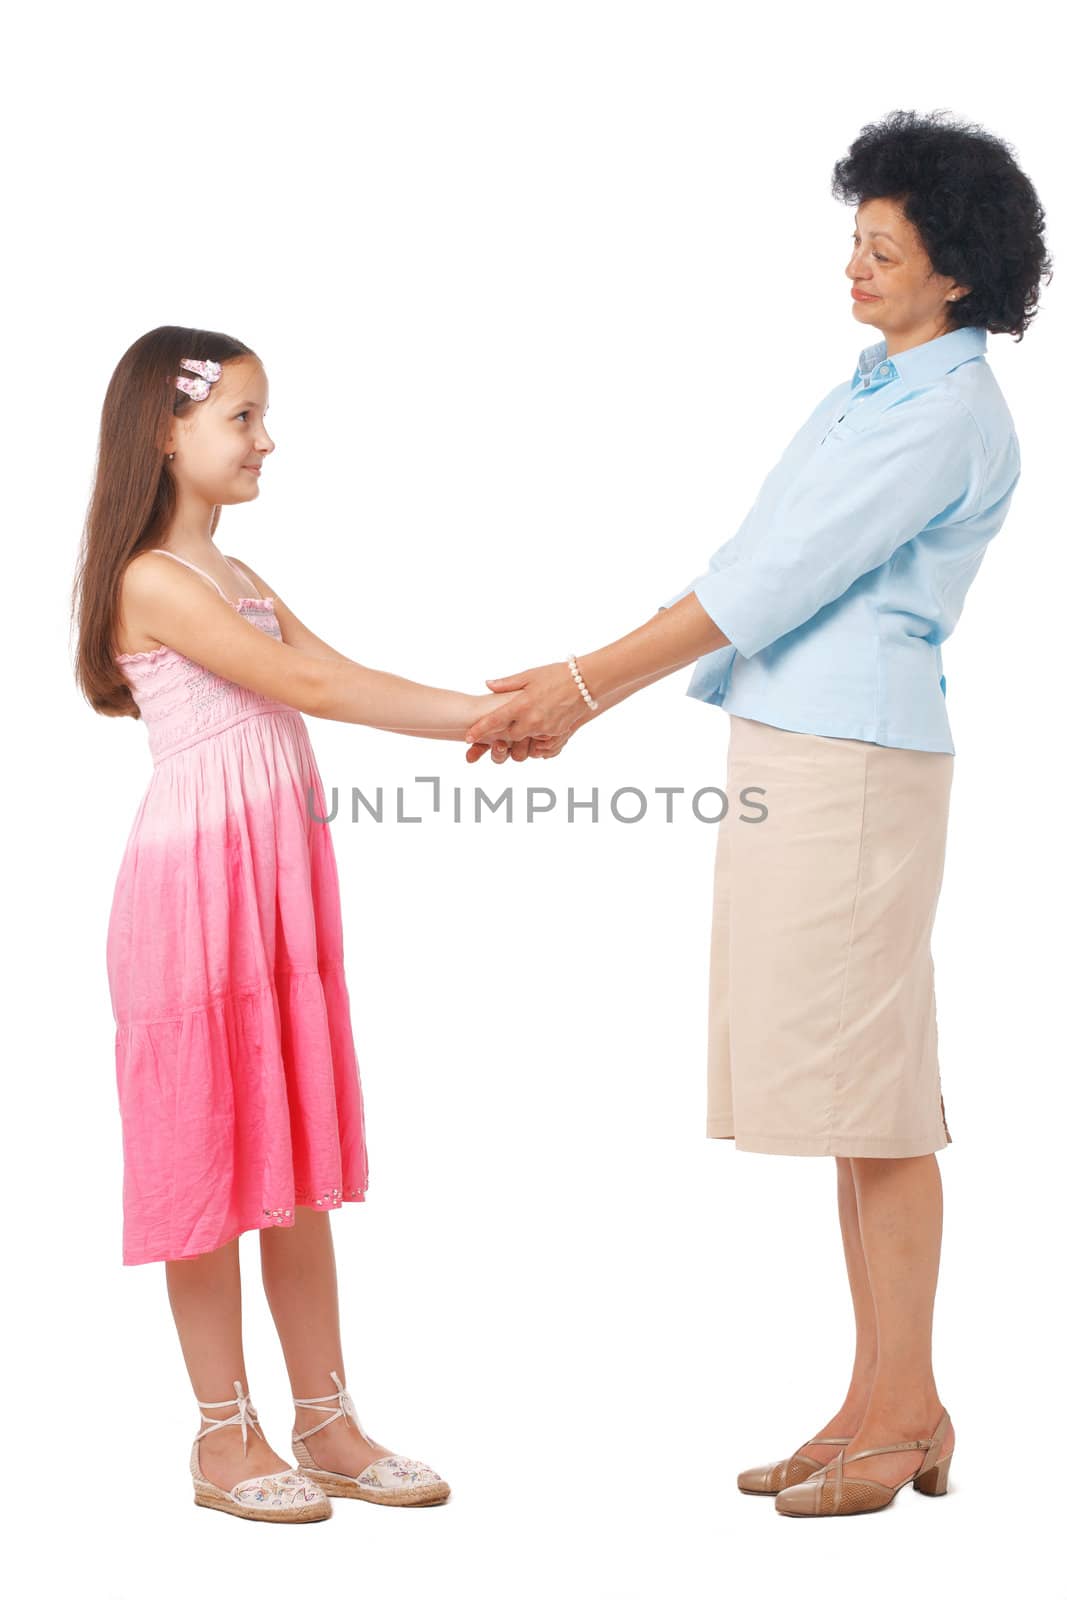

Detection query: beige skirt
xmin=707 ymin=714 xmax=954 ymax=1158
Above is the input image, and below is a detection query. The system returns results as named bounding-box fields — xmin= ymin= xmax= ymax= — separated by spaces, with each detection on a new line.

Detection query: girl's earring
xmin=167 ymin=452 xmax=175 ymax=459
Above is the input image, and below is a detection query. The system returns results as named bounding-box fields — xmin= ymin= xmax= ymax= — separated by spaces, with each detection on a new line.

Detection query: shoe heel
xmin=914 ymin=1451 xmax=952 ymax=1496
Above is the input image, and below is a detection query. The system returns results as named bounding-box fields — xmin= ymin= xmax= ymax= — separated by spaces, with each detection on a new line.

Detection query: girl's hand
xmin=463 ymin=691 xmax=525 ymax=764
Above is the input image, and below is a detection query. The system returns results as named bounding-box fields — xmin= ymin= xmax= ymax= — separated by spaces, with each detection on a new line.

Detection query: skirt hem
xmin=707 ymin=1125 xmax=950 ymax=1158
xmin=121 ymin=1190 xmax=368 ymax=1267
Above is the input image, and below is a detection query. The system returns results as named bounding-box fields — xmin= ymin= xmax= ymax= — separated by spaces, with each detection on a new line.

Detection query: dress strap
xmin=150 ymin=547 xmax=231 ymax=601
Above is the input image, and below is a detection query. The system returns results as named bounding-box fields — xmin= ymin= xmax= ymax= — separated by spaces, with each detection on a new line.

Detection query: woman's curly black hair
xmin=831 ymin=109 xmax=1052 ymax=340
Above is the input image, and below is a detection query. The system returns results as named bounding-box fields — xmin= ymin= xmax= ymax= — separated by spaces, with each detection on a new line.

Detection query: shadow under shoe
xmin=738 ymin=1436 xmax=853 ymax=1495
xmin=775 ymin=1410 xmax=953 ymax=1517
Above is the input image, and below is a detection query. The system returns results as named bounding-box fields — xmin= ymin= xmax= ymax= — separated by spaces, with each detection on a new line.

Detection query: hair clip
xmin=175 ymin=357 xmax=223 ymax=402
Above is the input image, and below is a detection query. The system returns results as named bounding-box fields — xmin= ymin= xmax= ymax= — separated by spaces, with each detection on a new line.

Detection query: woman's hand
xmin=464 ymin=662 xmax=589 ymax=748
xmin=465 ymin=736 xmax=531 ymax=764
xmin=465 ymin=728 xmax=575 ymax=764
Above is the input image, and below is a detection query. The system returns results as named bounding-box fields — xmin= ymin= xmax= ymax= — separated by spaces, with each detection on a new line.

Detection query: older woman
xmin=464 ymin=110 xmax=1050 ymax=1518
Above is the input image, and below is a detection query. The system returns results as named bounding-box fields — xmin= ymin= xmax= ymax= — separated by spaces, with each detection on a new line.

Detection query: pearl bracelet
xmin=567 ymin=654 xmax=598 ymax=710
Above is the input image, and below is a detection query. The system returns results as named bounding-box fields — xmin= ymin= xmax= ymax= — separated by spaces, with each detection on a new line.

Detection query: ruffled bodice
xmin=116 ymin=599 xmax=291 ymax=764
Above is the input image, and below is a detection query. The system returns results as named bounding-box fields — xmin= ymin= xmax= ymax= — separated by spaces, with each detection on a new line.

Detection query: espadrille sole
xmin=193 ymin=1480 xmax=332 ymax=1521
xmin=296 ymin=1466 xmax=451 ymax=1506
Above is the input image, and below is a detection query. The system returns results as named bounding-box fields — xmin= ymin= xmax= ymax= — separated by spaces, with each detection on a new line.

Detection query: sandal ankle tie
xmin=292 ymin=1369 xmax=371 ymax=1443
xmin=193 ymin=1378 xmax=265 ymax=1456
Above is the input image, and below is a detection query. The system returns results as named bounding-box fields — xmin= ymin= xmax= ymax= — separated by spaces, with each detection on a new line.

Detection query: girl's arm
xmin=228 ymin=556 xmax=476 ymax=741
xmin=226 ymin=555 xmax=358 ymax=666
xmin=232 ymin=555 xmax=679 ymax=744
xmin=121 ymin=554 xmax=514 ymax=739
xmin=231 ymin=555 xmax=515 ymax=738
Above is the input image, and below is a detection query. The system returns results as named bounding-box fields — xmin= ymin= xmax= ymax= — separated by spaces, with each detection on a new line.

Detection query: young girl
xmin=74 ymin=325 xmax=532 ymax=1523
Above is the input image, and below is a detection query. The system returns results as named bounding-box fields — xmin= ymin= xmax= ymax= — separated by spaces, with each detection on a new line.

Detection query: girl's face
xmin=846 ymin=197 xmax=970 ymax=343
xmin=165 ymin=356 xmax=274 ymax=504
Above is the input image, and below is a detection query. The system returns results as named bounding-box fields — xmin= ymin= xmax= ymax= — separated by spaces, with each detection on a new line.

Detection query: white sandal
xmin=191 ymin=1378 xmax=331 ymax=1521
xmin=291 ymin=1370 xmax=450 ymax=1506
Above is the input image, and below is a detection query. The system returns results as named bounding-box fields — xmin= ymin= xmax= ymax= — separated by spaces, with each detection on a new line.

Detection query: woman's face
xmin=846 ymin=197 xmax=969 ymax=345
xmin=165 ymin=355 xmax=274 ymax=505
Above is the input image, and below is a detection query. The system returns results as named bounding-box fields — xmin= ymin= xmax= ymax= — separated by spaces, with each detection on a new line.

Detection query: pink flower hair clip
xmin=175 ymin=357 xmax=223 ymax=402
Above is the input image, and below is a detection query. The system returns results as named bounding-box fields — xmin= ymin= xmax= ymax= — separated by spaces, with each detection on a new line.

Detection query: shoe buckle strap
xmin=842 ymin=1408 xmax=949 ymax=1473
xmin=826 ymin=1410 xmax=950 ymax=1506
xmin=842 ymin=1438 xmax=932 ymax=1465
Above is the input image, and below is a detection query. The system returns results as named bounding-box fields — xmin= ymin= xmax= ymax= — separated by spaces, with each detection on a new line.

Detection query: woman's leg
xmin=798 ymin=1155 xmax=880 ymax=1465
xmin=260 ymin=1207 xmax=393 ymax=1476
xmin=166 ymin=1238 xmax=292 ymax=1489
xmin=841 ymin=1153 xmax=956 ymax=1486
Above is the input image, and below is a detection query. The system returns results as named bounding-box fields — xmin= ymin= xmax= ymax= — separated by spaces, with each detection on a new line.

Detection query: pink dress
xmin=107 ymin=549 xmax=369 ymax=1266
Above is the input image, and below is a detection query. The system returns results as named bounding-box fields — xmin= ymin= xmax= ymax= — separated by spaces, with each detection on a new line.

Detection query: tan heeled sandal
xmin=737 ymin=1435 xmax=853 ymax=1495
xmin=191 ymin=1378 xmax=331 ymax=1522
xmin=291 ymin=1370 xmax=450 ymax=1506
xmin=775 ymin=1408 xmax=953 ymax=1516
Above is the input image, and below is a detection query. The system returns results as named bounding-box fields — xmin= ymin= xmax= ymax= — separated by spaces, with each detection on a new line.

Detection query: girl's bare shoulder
xmin=115 ymin=551 xmax=172 ymax=656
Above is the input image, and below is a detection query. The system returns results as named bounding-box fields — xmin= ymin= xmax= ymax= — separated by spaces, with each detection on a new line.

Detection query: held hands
xmin=463 ymin=662 xmax=591 ymax=765
xmin=465 ymin=727 xmax=577 ymax=764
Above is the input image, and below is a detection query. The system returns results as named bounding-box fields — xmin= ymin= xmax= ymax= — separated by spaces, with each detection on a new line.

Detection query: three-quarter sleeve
xmin=664 ymin=392 xmax=986 ymax=658
xmin=658 ymin=580 xmax=698 ymax=613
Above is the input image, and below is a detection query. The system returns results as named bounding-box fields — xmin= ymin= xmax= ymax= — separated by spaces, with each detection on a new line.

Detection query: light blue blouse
xmin=660 ymin=325 xmax=1020 ymax=753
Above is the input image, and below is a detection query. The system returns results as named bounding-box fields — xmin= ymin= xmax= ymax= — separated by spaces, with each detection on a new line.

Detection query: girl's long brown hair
xmin=72 ymin=325 xmax=258 ymax=719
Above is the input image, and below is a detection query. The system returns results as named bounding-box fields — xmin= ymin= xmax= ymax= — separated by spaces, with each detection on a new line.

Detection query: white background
xmin=5 ymin=2 xmax=1061 ymax=1596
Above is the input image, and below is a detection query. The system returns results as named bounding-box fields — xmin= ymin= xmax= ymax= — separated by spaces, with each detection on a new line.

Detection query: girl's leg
xmin=841 ymin=1153 xmax=956 ymax=1486
xmin=796 ymin=1155 xmax=880 ymax=1466
xmin=166 ymin=1238 xmax=292 ymax=1490
xmin=260 ymin=1207 xmax=395 ymax=1477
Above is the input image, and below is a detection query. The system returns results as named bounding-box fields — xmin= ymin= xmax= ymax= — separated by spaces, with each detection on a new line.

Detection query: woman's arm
xmin=529 ymin=657 xmax=690 ymax=756
xmin=579 ymin=655 xmax=685 ymax=719
xmin=585 ymin=596 xmax=728 ymax=698
xmin=468 ymin=642 xmax=700 ymax=763
xmin=465 ymin=595 xmax=729 ymax=747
